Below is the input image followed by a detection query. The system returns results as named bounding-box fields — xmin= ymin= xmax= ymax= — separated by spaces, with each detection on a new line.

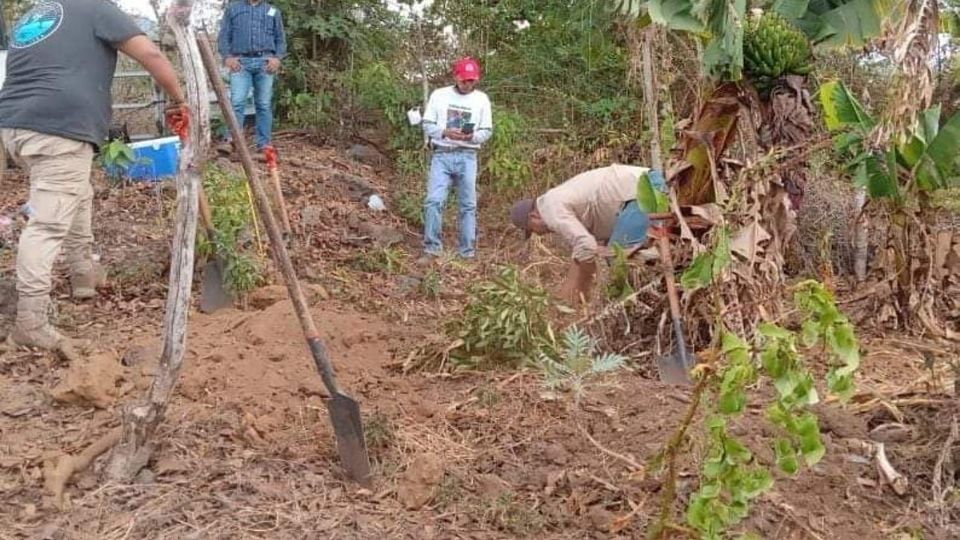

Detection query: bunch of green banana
xmin=743 ymin=11 xmax=814 ymax=84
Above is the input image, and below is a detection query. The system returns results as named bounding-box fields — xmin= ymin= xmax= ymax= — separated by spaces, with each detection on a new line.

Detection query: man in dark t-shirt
xmin=0 ymin=0 xmax=186 ymax=352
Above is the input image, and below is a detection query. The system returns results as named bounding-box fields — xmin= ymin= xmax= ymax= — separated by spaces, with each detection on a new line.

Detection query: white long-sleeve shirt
xmin=422 ymin=86 xmax=493 ymax=150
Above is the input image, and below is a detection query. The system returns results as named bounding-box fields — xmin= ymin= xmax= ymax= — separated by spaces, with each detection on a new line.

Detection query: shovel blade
xmin=328 ymin=392 xmax=372 ymax=486
xmin=199 ymin=258 xmax=234 ymax=313
xmin=657 ymin=353 xmax=693 ymax=386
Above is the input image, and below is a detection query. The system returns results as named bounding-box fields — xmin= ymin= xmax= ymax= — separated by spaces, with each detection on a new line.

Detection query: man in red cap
xmin=419 ymin=57 xmax=494 ymax=262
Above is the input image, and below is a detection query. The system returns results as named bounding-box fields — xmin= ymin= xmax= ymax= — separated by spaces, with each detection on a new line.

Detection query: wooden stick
xmin=104 ymin=0 xmax=209 ymax=482
xmin=269 ymin=166 xmax=292 ymax=237
xmin=578 ymin=424 xmax=644 ymax=472
xmin=932 ymin=415 xmax=958 ymax=523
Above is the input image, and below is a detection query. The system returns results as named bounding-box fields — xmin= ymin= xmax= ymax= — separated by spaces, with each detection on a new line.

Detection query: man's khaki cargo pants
xmin=1 ymin=128 xmax=95 ymax=299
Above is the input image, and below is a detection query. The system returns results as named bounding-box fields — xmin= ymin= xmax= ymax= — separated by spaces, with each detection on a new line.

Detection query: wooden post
xmin=641 ymin=26 xmax=663 ymax=170
xmin=104 ymin=0 xmax=210 ymax=482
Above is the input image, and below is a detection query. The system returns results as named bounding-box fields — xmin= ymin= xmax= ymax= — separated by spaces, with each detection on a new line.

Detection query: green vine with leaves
xmin=648 ymin=228 xmax=861 ymax=539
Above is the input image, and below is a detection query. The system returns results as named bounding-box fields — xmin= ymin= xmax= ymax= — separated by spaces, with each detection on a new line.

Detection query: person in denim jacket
xmin=218 ymin=0 xmax=287 ymax=152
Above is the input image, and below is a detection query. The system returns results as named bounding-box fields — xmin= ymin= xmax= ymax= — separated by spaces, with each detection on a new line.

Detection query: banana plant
xmin=820 ymin=79 xmax=960 ymax=201
xmin=608 ymin=0 xmax=892 ymax=206
xmin=820 ymin=78 xmax=960 ymax=332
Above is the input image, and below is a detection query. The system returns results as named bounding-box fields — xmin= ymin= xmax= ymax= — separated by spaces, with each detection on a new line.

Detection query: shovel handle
xmin=270 ymin=167 xmax=292 ymax=237
xmin=197 ymin=185 xmax=217 ymax=237
xmin=197 ymin=32 xmax=343 ymax=396
xmin=654 ymin=227 xmax=690 ymax=368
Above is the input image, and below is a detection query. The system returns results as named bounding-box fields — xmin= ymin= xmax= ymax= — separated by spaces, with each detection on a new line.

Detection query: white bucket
xmin=407 ymin=107 xmax=422 ymax=126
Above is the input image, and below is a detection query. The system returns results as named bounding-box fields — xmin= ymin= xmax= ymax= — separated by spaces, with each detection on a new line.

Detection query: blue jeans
xmin=423 ymin=150 xmax=478 ymax=257
xmin=228 ymin=57 xmax=275 ymax=149
xmin=609 ymin=169 xmax=668 ymax=248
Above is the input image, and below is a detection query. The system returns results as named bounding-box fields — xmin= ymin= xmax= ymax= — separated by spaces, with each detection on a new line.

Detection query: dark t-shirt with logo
xmin=0 ymin=0 xmax=143 ymax=146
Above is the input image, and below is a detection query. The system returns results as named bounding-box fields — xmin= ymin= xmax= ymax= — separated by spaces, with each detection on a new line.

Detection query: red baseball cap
xmin=453 ymin=57 xmax=482 ymax=81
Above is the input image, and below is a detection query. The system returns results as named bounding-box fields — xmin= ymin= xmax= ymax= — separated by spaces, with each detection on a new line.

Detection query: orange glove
xmin=263 ymin=144 xmax=279 ymax=169
xmin=164 ymin=102 xmax=191 ymax=142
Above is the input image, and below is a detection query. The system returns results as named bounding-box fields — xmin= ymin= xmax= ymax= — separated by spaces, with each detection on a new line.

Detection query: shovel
xmin=197 ymin=32 xmax=371 ymax=485
xmin=652 ymin=224 xmax=694 ymax=385
xmin=197 ymin=186 xmax=235 ymax=313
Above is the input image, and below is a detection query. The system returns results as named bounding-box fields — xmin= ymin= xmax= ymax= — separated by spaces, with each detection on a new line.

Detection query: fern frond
xmin=538 ymin=353 xmax=572 ymax=388
xmin=563 ymin=326 xmax=593 ymax=363
xmin=592 ymin=353 xmax=628 ymax=374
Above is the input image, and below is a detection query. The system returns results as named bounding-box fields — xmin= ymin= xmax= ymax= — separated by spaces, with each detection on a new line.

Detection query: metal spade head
xmin=657 ymin=318 xmax=694 ymax=386
xmin=199 ymin=257 xmax=233 ymax=313
xmin=327 ymin=392 xmax=372 ymax=486
xmin=657 ymin=352 xmax=693 ymax=385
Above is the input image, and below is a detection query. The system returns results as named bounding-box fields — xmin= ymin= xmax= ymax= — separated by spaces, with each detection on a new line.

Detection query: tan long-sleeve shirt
xmin=536 ymin=164 xmax=648 ymax=262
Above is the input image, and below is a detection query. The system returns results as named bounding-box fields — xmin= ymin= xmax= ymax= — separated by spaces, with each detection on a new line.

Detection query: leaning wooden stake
xmin=104 ymin=0 xmax=210 ymax=482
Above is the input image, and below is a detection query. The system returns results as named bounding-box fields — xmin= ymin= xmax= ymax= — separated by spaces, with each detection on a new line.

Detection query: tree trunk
xmin=852 ymin=188 xmax=868 ymax=281
xmin=104 ymin=0 xmax=210 ymax=482
xmin=641 ymin=27 xmax=662 ymax=170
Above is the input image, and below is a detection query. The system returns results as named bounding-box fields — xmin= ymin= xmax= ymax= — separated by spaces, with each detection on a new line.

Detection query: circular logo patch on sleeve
xmin=12 ymin=2 xmax=64 ymax=49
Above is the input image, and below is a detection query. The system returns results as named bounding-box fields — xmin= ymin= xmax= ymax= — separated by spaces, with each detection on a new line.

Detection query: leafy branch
xmin=651 ymin=280 xmax=861 ymax=539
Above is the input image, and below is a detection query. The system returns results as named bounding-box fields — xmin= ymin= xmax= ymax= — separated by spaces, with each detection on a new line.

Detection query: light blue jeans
xmin=228 ymin=57 xmax=275 ymax=149
xmin=423 ymin=150 xmax=478 ymax=257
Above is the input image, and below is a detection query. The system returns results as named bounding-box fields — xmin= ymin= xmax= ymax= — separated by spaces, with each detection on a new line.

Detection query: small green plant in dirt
xmin=538 ymin=326 xmax=627 ymax=404
xmin=419 ymin=270 xmax=442 ymax=299
xmin=350 ymin=247 xmax=405 ymax=274
xmin=364 ymin=412 xmax=395 ymax=451
xmin=434 ymin=474 xmax=467 ymax=510
xmin=394 ymin=189 xmax=424 ymax=228
xmin=450 ymin=266 xmax=556 ymax=369
xmin=198 ymin=164 xmax=266 ymax=294
xmin=481 ymin=491 xmax=546 ymax=536
xmin=605 ymin=244 xmax=635 ymax=300
xmin=651 ymin=280 xmax=862 ymax=539
xmin=474 ymin=385 xmax=501 ymax=409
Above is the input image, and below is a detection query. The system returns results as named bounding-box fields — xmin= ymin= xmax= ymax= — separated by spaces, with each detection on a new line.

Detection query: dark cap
xmin=510 ymin=199 xmax=535 ymax=238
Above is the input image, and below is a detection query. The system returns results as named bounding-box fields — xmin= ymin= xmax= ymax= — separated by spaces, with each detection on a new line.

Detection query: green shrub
xmin=198 ymin=164 xmax=266 ymax=294
xmin=449 ymin=266 xmax=556 ymax=368
xmin=485 ymin=110 xmax=533 ymax=194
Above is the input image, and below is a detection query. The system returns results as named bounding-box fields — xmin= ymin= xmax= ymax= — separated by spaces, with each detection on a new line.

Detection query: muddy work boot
xmin=8 ymin=296 xmax=66 ymax=350
xmin=70 ymin=260 xmax=106 ymax=300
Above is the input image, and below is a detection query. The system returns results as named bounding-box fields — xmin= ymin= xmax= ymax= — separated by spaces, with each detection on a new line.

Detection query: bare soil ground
xmin=0 ymin=137 xmax=957 ymax=539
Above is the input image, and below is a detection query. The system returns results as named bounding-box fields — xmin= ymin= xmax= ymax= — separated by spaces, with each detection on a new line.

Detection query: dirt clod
xmin=815 ymin=404 xmax=869 ymax=440
xmin=586 ymin=504 xmax=615 ymax=532
xmin=542 ymin=443 xmax=572 ymax=465
xmin=49 ymin=352 xmax=124 ymax=409
xmin=357 ymin=221 xmax=404 ymax=247
xmin=397 ymin=454 xmax=445 ymax=510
